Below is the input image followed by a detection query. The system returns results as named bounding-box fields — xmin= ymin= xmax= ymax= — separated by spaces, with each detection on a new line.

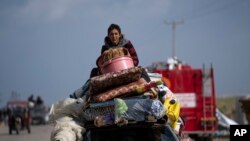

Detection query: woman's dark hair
xmin=106 ymin=23 xmax=124 ymax=46
xmin=107 ymin=23 xmax=121 ymax=35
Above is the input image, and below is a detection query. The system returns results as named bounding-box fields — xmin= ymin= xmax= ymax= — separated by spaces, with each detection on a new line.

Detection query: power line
xmin=164 ymin=20 xmax=184 ymax=58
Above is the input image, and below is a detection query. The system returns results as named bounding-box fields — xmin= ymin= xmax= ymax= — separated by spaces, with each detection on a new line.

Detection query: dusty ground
xmin=0 ymin=124 xmax=53 ymax=141
xmin=0 ymin=123 xmax=230 ymax=141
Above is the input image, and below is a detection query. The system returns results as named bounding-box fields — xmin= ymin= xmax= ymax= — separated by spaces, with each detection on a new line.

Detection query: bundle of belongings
xmin=49 ymin=47 xmax=188 ymax=141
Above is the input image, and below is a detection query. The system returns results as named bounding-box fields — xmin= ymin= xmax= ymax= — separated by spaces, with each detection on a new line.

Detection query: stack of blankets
xmin=81 ymin=66 xmax=173 ymax=127
xmin=49 ymin=66 xmax=182 ymax=141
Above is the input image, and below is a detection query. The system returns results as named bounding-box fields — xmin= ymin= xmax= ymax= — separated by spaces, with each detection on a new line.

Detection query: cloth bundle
xmin=89 ymin=66 xmax=146 ymax=102
xmin=114 ymin=98 xmax=165 ymax=123
xmin=49 ymin=98 xmax=86 ymax=141
xmin=92 ymin=78 xmax=147 ymax=102
xmin=81 ymin=106 xmax=114 ymax=121
xmin=89 ymin=66 xmax=143 ymax=95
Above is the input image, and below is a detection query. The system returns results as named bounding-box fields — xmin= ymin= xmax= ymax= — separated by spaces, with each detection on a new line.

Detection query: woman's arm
xmin=125 ymin=41 xmax=139 ymax=66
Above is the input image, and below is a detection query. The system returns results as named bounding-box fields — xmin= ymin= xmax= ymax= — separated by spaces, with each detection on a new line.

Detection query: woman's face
xmin=108 ymin=29 xmax=121 ymax=45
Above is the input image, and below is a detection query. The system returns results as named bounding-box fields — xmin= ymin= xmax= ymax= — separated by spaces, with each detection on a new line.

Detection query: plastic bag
xmin=114 ymin=98 xmax=165 ymax=123
xmin=163 ymin=98 xmax=181 ymax=129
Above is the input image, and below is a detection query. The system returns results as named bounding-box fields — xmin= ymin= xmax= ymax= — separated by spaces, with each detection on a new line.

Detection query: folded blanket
xmin=89 ymin=66 xmax=143 ymax=95
xmin=81 ymin=106 xmax=114 ymax=121
xmin=92 ymin=78 xmax=147 ymax=102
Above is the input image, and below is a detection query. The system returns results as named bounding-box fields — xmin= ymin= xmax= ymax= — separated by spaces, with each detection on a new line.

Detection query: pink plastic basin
xmin=100 ymin=56 xmax=134 ymax=74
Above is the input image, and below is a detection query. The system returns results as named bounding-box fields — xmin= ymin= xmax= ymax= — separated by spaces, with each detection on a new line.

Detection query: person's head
xmin=107 ymin=23 xmax=122 ymax=46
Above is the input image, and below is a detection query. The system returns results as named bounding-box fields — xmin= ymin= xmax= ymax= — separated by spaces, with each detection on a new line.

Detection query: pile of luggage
xmin=49 ymin=47 xmax=183 ymax=141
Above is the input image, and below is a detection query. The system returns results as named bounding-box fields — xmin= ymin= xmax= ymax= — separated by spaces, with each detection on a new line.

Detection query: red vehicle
xmin=7 ymin=100 xmax=31 ymax=134
xmin=147 ymin=57 xmax=218 ymax=141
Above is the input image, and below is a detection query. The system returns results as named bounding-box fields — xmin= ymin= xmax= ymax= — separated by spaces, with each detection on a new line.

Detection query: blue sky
xmin=0 ymin=0 xmax=250 ymax=107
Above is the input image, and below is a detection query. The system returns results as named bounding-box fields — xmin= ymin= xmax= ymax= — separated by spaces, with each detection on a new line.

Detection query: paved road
xmin=0 ymin=124 xmax=54 ymax=141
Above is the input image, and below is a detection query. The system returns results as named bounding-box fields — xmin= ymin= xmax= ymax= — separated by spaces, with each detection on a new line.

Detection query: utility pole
xmin=164 ymin=20 xmax=184 ymax=58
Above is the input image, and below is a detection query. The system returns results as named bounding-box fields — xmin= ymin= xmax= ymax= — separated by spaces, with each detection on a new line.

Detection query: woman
xmin=70 ymin=24 xmax=149 ymax=99
xmin=99 ymin=23 xmax=150 ymax=82
xmin=101 ymin=23 xmax=139 ymax=66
